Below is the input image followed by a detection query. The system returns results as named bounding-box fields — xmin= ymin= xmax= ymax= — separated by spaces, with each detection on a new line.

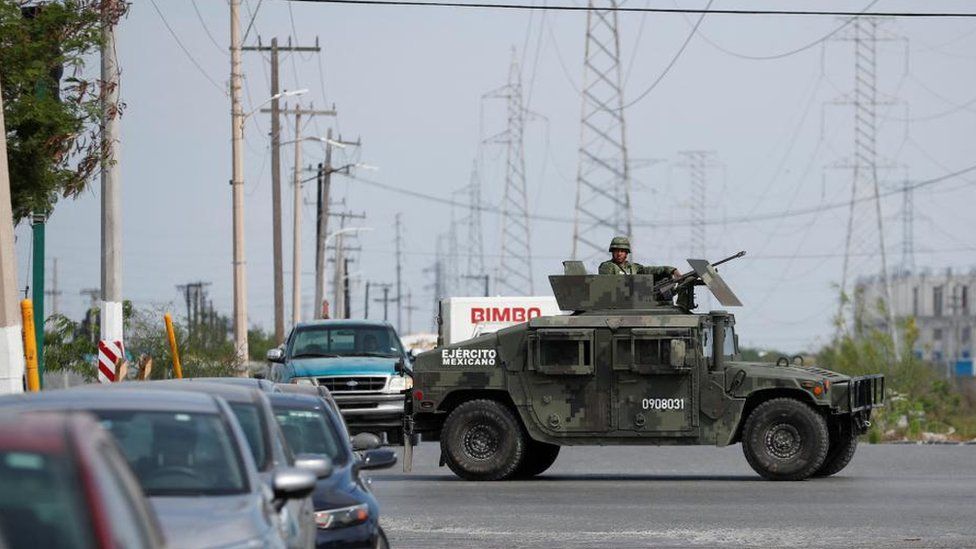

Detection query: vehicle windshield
xmin=290 ymin=325 xmax=402 ymax=359
xmin=0 ymin=449 xmax=93 ymax=549
xmin=702 ymin=326 xmax=737 ymax=358
xmin=228 ymin=403 xmax=269 ymax=471
xmin=272 ymin=406 xmax=349 ymax=466
xmin=95 ymin=410 xmax=247 ymax=497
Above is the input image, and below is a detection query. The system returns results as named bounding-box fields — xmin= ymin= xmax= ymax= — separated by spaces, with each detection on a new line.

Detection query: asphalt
xmin=369 ymin=442 xmax=976 ymax=548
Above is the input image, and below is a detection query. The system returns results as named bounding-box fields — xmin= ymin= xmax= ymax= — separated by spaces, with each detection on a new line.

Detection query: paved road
xmin=369 ymin=442 xmax=976 ymax=548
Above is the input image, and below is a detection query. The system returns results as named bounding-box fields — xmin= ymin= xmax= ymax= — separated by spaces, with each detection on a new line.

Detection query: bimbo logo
xmin=470 ymin=307 xmax=542 ymax=324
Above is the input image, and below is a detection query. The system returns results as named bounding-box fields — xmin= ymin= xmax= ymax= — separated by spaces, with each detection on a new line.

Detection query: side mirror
xmin=266 ymin=348 xmax=285 ymax=363
xmin=357 ymin=448 xmax=397 ymax=471
xmin=351 ymin=432 xmax=382 ymax=452
xmin=407 ymin=349 xmax=417 ymax=361
xmin=669 ymin=339 xmax=687 ymax=368
xmin=394 ymin=357 xmax=406 ymax=374
xmin=271 ymin=467 xmax=316 ymax=511
xmin=294 ymin=453 xmax=333 ymax=479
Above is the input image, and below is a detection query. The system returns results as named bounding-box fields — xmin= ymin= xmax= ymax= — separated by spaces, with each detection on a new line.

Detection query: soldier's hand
xmin=672 ymin=268 xmax=681 ymax=279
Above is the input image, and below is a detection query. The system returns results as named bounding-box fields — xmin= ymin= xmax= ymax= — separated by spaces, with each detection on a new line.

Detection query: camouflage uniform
xmin=598 ymin=260 xmax=643 ymax=275
xmin=599 ymin=236 xmax=692 ymax=308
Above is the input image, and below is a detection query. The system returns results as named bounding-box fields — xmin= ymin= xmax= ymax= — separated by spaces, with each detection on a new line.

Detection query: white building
xmin=855 ymin=268 xmax=974 ymax=376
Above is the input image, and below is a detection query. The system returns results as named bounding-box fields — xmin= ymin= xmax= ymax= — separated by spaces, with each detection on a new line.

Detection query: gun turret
xmin=654 ymin=251 xmax=746 ymax=307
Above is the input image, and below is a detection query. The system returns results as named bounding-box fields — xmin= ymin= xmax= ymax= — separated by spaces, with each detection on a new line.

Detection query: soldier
xmin=598 ymin=236 xmax=680 ymax=279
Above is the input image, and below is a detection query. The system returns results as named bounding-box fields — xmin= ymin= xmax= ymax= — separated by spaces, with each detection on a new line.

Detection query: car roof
xmin=135 ymin=380 xmax=263 ymax=404
xmin=187 ymin=377 xmax=279 ymax=393
xmin=0 ymin=387 xmax=221 ymax=414
xmin=0 ymin=412 xmax=74 ymax=452
xmin=274 ymin=383 xmax=334 ymax=400
xmin=294 ymin=319 xmax=392 ymax=330
xmin=267 ymin=392 xmax=328 ymax=409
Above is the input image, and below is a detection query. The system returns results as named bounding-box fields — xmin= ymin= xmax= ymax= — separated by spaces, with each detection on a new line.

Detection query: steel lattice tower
xmin=493 ymin=51 xmax=533 ymax=295
xmin=465 ymin=162 xmax=485 ymax=286
xmin=676 ymin=151 xmax=718 ymax=260
xmin=831 ymin=17 xmax=899 ymax=354
xmin=900 ymin=180 xmax=915 ymax=273
xmin=572 ymin=0 xmax=631 ymax=262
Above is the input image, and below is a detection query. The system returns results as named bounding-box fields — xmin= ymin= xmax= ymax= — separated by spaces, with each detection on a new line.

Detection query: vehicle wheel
xmin=441 ymin=399 xmax=526 ymax=481
xmin=513 ymin=441 xmax=560 ymax=478
xmin=813 ymin=421 xmax=858 ymax=478
xmin=375 ymin=526 xmax=390 ymax=549
xmin=741 ymin=398 xmax=829 ymax=481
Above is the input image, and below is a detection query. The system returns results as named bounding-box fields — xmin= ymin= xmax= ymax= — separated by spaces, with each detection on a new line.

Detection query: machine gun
xmin=652 ymin=250 xmax=746 ymax=307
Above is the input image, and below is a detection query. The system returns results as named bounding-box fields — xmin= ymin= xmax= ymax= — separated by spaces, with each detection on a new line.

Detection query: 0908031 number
xmin=642 ymin=398 xmax=685 ymax=411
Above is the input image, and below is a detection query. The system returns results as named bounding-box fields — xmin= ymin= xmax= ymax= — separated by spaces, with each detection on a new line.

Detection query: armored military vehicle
xmin=404 ymin=253 xmax=884 ymax=481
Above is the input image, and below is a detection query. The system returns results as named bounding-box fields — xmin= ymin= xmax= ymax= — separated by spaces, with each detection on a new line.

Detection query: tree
xmin=0 ymin=1 xmax=126 ymax=222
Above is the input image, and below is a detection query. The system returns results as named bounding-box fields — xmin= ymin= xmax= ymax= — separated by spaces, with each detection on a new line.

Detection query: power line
xmin=148 ymin=0 xmax=226 ymax=95
xmin=291 ymin=0 xmax=976 ymax=18
xmin=191 ymin=0 xmax=228 ymax=55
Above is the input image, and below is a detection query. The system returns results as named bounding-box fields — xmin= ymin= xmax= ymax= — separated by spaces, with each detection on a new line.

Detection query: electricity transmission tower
xmin=830 ymin=17 xmax=900 ymax=355
xmin=572 ymin=0 xmax=631 ymax=262
xmin=675 ymin=151 xmax=720 ymax=260
xmin=900 ymin=179 xmax=915 ymax=273
xmin=464 ymin=162 xmax=485 ymax=292
xmin=488 ymin=50 xmax=533 ymax=295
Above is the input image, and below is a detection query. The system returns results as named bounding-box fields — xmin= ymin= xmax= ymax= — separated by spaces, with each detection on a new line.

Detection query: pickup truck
xmin=266 ymin=319 xmax=413 ymax=445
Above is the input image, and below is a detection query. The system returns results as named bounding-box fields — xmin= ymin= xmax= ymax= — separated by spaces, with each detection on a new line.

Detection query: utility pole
xmin=46 ymin=258 xmax=61 ymax=317
xmin=31 ymin=213 xmax=45 ymax=385
xmin=291 ymin=106 xmax=303 ymax=327
xmin=901 ymin=178 xmax=915 ymax=273
xmin=229 ymin=0 xmax=248 ymax=369
xmin=343 ymin=257 xmax=351 ymax=319
xmin=364 ymin=281 xmax=370 ymax=318
xmin=243 ymin=37 xmax=321 ymax=344
xmin=0 ymin=81 xmax=25 ymax=394
xmin=403 ymin=291 xmax=419 ymax=335
xmin=572 ymin=0 xmax=631 ymax=262
xmin=373 ymin=283 xmax=394 ymax=322
xmin=395 ymin=213 xmax=403 ymax=331
xmin=314 ymin=133 xmax=361 ymax=319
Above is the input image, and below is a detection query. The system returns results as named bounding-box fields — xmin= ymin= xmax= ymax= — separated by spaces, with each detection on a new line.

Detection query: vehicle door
xmin=611 ymin=328 xmax=699 ymax=437
xmin=522 ymin=328 xmax=610 ymax=434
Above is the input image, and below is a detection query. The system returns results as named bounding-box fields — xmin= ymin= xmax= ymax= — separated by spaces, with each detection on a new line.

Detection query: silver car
xmin=0 ymin=387 xmax=317 ymax=549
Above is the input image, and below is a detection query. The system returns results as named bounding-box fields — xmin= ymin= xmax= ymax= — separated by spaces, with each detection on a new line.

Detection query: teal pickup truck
xmin=266 ymin=319 xmax=413 ymax=444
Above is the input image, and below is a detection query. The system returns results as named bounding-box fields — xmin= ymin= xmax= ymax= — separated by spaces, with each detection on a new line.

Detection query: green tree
xmin=0 ymin=1 xmax=126 ymax=221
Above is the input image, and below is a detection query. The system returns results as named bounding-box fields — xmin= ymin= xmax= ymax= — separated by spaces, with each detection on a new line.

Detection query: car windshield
xmin=95 ymin=410 xmax=247 ymax=497
xmin=228 ymin=403 xmax=269 ymax=471
xmin=272 ymin=406 xmax=349 ymax=466
xmin=290 ymin=326 xmax=401 ymax=359
xmin=0 ymin=450 xmax=93 ymax=549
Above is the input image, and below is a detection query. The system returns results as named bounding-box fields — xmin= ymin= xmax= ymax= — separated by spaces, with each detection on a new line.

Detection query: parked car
xmin=0 ymin=411 xmax=165 ymax=549
xmin=0 ymin=388 xmax=316 ymax=549
xmin=146 ymin=380 xmax=327 ymax=549
xmin=268 ymin=392 xmax=397 ymax=549
xmin=267 ymin=319 xmax=413 ymax=445
xmin=274 ymin=382 xmax=342 ymax=417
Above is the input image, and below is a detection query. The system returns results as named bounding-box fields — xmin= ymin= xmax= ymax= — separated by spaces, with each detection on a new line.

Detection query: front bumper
xmin=334 ymin=393 xmax=405 ymax=417
xmin=315 ymin=522 xmax=377 ymax=549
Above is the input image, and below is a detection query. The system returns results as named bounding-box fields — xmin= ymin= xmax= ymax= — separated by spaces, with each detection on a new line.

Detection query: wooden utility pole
xmin=315 ymin=140 xmax=332 ymax=319
xmin=243 ymin=37 xmax=320 ymax=343
xmin=0 ymin=82 xmax=25 ymax=394
xmin=229 ymin=0 xmax=248 ymax=368
xmin=373 ymin=283 xmax=395 ymax=322
xmin=291 ymin=106 xmax=303 ymax=327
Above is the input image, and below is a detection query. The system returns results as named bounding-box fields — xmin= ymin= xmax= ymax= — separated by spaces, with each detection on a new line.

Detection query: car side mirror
xmin=294 ymin=453 xmax=333 ymax=479
xmin=266 ymin=348 xmax=285 ymax=363
xmin=407 ymin=349 xmax=417 ymax=361
xmin=394 ymin=357 xmax=406 ymax=374
xmin=357 ymin=448 xmax=397 ymax=471
xmin=670 ymin=339 xmax=687 ymax=368
xmin=271 ymin=467 xmax=316 ymax=511
xmin=351 ymin=432 xmax=382 ymax=451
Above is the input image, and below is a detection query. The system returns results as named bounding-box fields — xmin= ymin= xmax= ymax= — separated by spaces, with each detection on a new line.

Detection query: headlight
xmin=291 ymin=377 xmax=318 ymax=386
xmin=387 ymin=375 xmax=413 ymax=392
xmin=314 ymin=503 xmax=369 ymax=529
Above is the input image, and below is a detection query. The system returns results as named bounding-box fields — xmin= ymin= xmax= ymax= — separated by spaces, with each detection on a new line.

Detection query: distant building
xmin=855 ymin=268 xmax=974 ymax=377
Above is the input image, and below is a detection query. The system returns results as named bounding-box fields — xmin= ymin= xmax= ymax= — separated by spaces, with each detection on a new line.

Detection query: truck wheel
xmin=741 ymin=398 xmax=829 ymax=481
xmin=813 ymin=421 xmax=858 ymax=478
xmin=513 ymin=441 xmax=560 ymax=478
xmin=441 ymin=399 xmax=526 ymax=481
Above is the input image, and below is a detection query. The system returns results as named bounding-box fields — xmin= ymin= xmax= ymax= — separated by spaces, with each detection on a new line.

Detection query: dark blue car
xmin=268 ymin=392 xmax=397 ymax=549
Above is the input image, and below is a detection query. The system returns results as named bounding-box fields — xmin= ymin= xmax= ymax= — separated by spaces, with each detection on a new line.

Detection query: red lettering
xmin=471 ymin=308 xmax=485 ymax=323
xmin=527 ymin=307 xmax=541 ymax=319
xmin=494 ymin=308 xmax=511 ymax=322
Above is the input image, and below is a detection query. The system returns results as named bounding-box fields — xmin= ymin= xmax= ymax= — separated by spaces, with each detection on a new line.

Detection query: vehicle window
xmin=90 ymin=442 xmax=153 ymax=548
xmin=539 ymin=339 xmax=590 ymax=367
xmin=290 ymin=326 xmax=401 ymax=358
xmin=272 ymin=407 xmax=348 ymax=465
xmin=95 ymin=410 xmax=247 ymax=497
xmin=702 ymin=327 xmax=735 ymax=358
xmin=634 ymin=339 xmax=670 ymax=365
xmin=228 ymin=403 xmax=269 ymax=471
xmin=0 ymin=450 xmax=93 ymax=549
xmin=614 ymin=338 xmax=632 ymax=364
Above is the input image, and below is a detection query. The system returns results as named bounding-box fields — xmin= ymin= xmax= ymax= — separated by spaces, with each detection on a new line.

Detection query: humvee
xmin=405 ymin=254 xmax=884 ymax=481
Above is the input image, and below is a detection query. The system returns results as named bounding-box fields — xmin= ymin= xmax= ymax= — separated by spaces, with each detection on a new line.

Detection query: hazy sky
xmin=12 ymin=0 xmax=976 ymax=351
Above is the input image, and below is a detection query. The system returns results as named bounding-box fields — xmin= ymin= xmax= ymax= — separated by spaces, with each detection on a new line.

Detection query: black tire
xmin=513 ymin=440 xmax=560 ymax=478
xmin=441 ymin=399 xmax=526 ymax=481
xmin=813 ymin=421 xmax=858 ymax=478
xmin=741 ymin=398 xmax=829 ymax=481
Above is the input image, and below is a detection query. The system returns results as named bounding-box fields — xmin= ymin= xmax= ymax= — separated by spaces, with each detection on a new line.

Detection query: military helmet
xmin=608 ymin=236 xmax=631 ymax=253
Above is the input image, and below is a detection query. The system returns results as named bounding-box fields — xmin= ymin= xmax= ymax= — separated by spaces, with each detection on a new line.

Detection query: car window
xmin=272 ymin=407 xmax=348 ymax=465
xmin=228 ymin=402 xmax=269 ymax=470
xmin=290 ymin=326 xmax=401 ymax=358
xmin=90 ymin=442 xmax=154 ymax=548
xmin=0 ymin=449 xmax=93 ymax=549
xmin=95 ymin=410 xmax=247 ymax=497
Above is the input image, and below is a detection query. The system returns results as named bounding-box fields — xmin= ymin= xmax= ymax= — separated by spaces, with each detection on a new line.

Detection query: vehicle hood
xmin=726 ymin=361 xmax=850 ymax=382
xmin=150 ymin=493 xmax=274 ymax=549
xmin=289 ymin=356 xmax=398 ymax=377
